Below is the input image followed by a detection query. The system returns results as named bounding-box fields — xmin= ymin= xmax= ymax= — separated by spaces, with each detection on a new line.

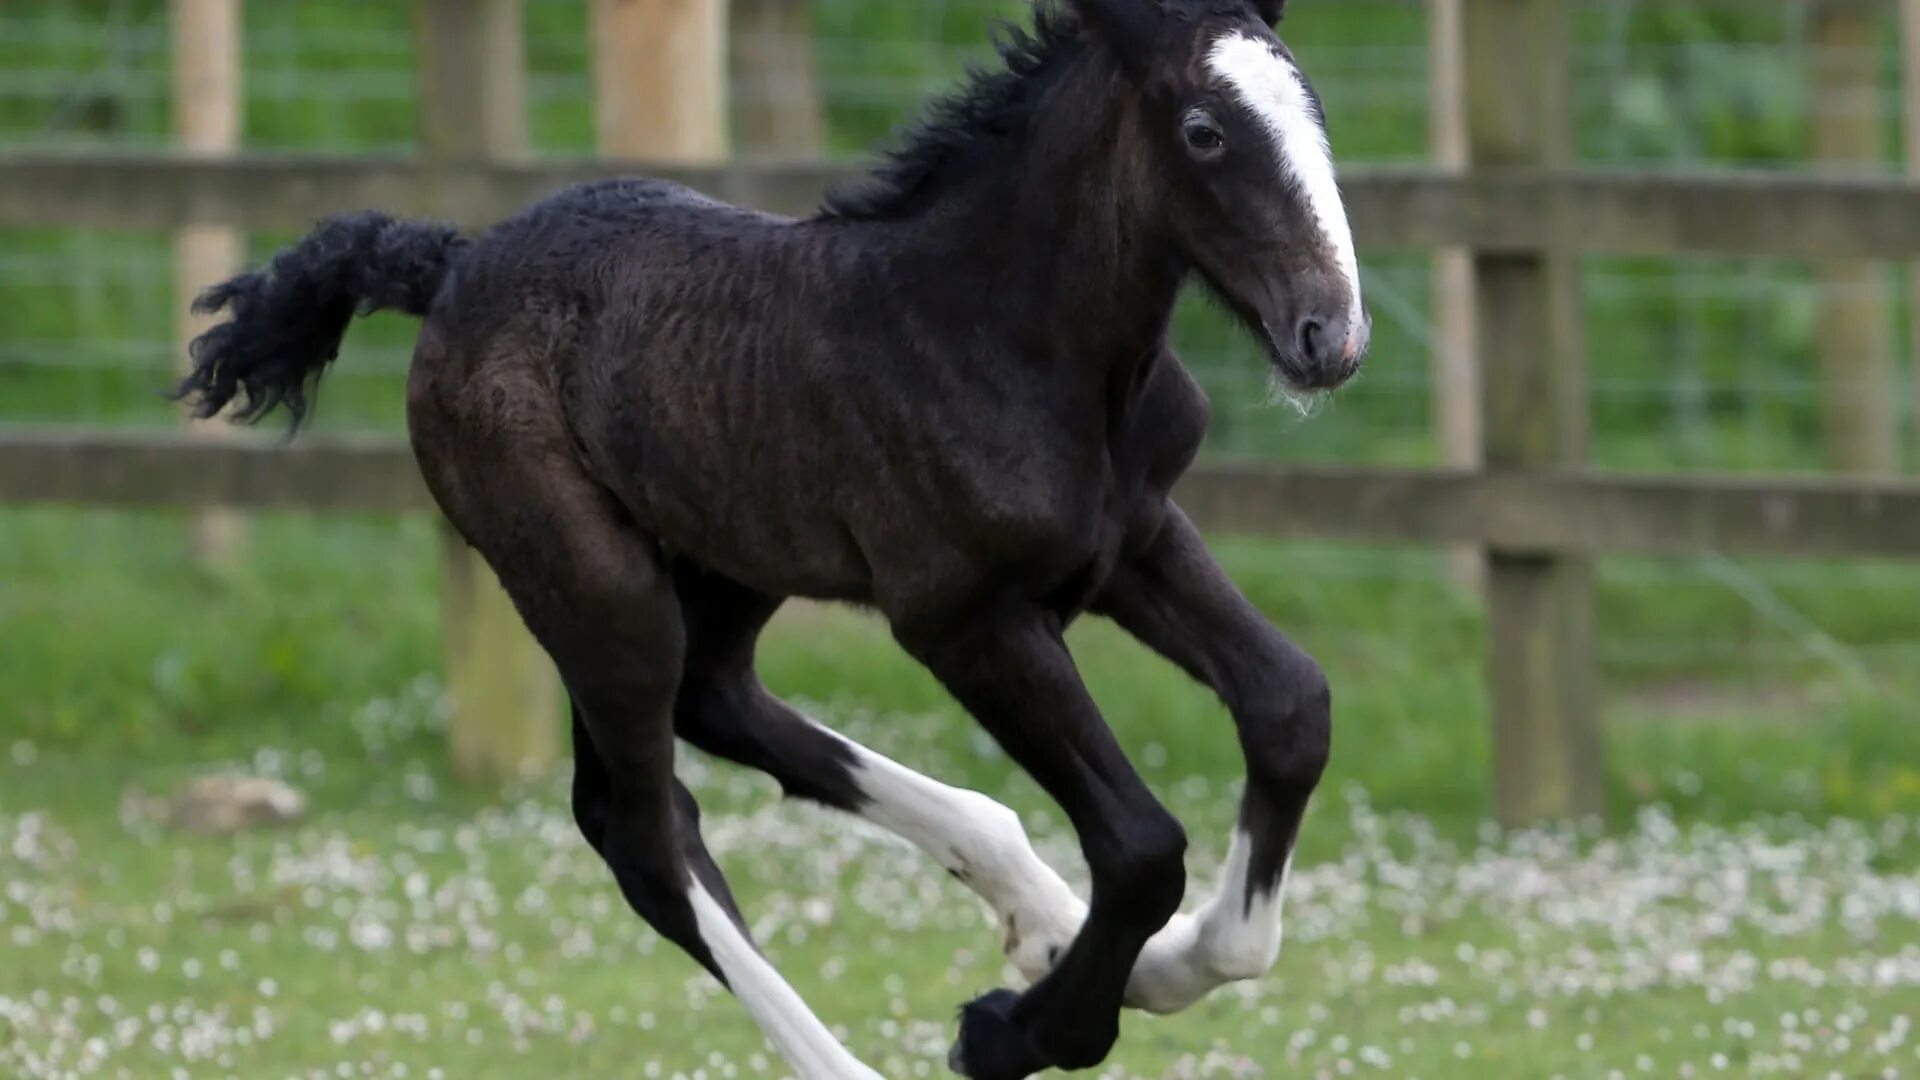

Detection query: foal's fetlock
xmin=1198 ymin=926 xmax=1282 ymax=983
xmin=948 ymin=986 xmax=1118 ymax=1080
xmin=1095 ymin=813 xmax=1188 ymax=924
xmin=947 ymin=989 xmax=1046 ymax=1080
xmin=1000 ymin=904 xmax=1081 ymax=984
xmin=1035 ymin=1013 xmax=1122 ymax=1072
xmin=1000 ymin=917 xmax=1058 ymax=983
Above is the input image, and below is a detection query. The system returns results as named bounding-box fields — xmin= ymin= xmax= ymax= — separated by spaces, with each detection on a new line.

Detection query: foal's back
xmin=408 ymin=177 xmax=915 ymax=600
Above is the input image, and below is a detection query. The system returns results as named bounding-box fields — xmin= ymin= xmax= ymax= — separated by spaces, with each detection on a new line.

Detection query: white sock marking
xmin=687 ymin=882 xmax=882 ymax=1080
xmin=810 ymin=720 xmax=1085 ymax=983
xmin=804 ymin=721 xmax=1296 ymax=1016
xmin=1206 ymin=31 xmax=1364 ymax=329
xmin=1127 ymin=829 xmax=1291 ymax=1015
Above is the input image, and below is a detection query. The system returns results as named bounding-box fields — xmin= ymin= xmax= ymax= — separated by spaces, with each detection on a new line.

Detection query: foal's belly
xmin=623 ymin=478 xmax=877 ymax=602
xmin=570 ymin=351 xmax=1195 ymax=612
xmin=589 ymin=424 xmax=1148 ymax=614
xmin=579 ymin=417 xmax=879 ymax=602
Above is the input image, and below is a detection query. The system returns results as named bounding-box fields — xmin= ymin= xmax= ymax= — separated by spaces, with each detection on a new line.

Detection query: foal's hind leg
xmin=673 ymin=569 xmax=1084 ymax=982
xmin=441 ymin=462 xmax=878 ymax=1080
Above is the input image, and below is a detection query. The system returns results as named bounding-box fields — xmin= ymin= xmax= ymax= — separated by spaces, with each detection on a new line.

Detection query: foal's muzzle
xmin=1268 ymin=309 xmax=1370 ymax=391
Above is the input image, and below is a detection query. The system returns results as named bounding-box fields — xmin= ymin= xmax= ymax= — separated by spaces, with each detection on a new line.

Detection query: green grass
xmin=7 ymin=508 xmax=1920 ymax=830
xmin=4 ymin=4 xmax=1920 ymax=1073
xmin=3 ymin=509 xmax=1919 ymax=1076
xmin=6 ymin=761 xmax=1916 ymax=1079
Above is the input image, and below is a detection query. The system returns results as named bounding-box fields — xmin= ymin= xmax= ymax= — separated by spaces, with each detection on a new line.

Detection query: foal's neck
xmin=897 ymin=79 xmax=1183 ymax=380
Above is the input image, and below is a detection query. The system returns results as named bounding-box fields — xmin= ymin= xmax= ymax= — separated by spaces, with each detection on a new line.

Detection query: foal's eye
xmin=1183 ymin=116 xmax=1226 ymax=160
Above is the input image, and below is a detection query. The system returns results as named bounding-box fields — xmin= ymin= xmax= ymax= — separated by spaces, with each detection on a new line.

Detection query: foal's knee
xmin=1239 ymin=645 xmax=1332 ymax=793
xmin=1090 ymin=805 xmax=1188 ymax=926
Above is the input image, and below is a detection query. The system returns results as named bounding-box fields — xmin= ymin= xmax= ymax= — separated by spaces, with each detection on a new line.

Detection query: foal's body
xmin=180 ymin=2 xmax=1364 ymax=1076
xmin=408 ymin=173 xmax=1219 ymax=1064
xmin=413 ymin=177 xmax=1202 ymax=612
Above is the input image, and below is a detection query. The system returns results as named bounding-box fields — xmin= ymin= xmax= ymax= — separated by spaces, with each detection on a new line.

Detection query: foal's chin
xmin=1262 ymin=369 xmax=1334 ymax=418
xmin=1260 ymin=348 xmax=1357 ymax=413
xmin=1251 ymin=315 xmax=1361 ymax=400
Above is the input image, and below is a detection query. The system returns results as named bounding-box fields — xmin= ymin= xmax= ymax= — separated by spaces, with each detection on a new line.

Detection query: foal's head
xmin=825 ymin=0 xmax=1367 ymax=391
xmin=1081 ymin=0 xmax=1369 ymax=390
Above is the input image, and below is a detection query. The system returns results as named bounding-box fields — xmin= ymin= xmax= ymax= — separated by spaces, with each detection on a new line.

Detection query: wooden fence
xmin=6 ymin=0 xmax=1920 ymax=823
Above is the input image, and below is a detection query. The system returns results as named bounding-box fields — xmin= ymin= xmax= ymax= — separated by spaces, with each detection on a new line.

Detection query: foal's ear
xmin=1252 ymin=0 xmax=1287 ymax=25
xmin=1064 ymin=0 xmax=1162 ymax=72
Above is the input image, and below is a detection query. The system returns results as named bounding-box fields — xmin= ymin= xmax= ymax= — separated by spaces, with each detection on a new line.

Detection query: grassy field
xmin=4 ymin=2 xmax=1920 ymax=1075
xmin=3 ymin=509 xmax=1918 ymax=1078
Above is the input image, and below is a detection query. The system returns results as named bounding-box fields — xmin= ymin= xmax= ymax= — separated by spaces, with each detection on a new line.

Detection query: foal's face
xmin=1087 ymin=0 xmax=1369 ymax=391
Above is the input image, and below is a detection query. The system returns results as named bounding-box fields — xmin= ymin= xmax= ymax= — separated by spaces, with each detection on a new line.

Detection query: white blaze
xmin=1205 ymin=31 xmax=1364 ymax=330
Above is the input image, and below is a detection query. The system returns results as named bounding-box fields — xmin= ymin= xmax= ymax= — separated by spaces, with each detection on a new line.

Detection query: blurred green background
xmin=4 ymin=0 xmax=1915 ymax=798
xmin=3 ymin=0 xmax=1916 ymax=468
xmin=2 ymin=3 xmax=1918 ymax=1077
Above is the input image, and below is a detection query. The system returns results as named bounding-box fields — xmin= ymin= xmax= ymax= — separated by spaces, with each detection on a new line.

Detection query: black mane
xmin=820 ymin=6 xmax=1083 ymax=220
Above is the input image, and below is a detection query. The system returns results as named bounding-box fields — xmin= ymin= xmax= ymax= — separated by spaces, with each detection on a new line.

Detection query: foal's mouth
xmin=1258 ymin=320 xmax=1364 ymax=393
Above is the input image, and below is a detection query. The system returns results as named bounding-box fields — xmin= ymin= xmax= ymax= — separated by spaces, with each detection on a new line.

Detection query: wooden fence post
xmin=590 ymin=0 xmax=729 ymax=162
xmin=414 ymin=0 xmax=561 ymax=783
xmin=730 ymin=0 xmax=825 ymax=156
xmin=171 ymin=0 xmax=246 ymax=565
xmin=1429 ymin=0 xmax=1482 ymax=590
xmin=438 ymin=522 xmax=561 ymax=782
xmin=1902 ymin=0 xmax=1920 ymax=468
xmin=416 ymin=0 xmax=528 ymax=161
xmin=1811 ymin=0 xmax=1898 ymax=473
xmin=1464 ymin=0 xmax=1604 ymax=825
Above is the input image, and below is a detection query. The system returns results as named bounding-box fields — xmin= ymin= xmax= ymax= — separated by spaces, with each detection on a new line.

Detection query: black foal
xmin=175 ymin=1 xmax=1365 ymax=1075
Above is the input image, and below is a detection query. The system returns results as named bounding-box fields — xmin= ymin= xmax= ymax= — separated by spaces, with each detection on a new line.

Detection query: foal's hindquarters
xmin=408 ymin=322 xmax=889 ymax=1079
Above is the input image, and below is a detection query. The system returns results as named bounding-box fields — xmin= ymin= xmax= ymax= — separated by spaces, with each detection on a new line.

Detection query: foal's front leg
xmin=897 ymin=605 xmax=1187 ymax=1080
xmin=1095 ymin=506 xmax=1331 ymax=1015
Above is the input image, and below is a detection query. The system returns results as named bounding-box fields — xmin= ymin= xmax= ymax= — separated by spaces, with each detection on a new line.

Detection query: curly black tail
xmin=174 ymin=211 xmax=468 ymax=429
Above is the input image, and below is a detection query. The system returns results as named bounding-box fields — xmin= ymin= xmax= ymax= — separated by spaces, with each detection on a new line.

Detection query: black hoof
xmin=947 ymin=988 xmax=1046 ymax=1080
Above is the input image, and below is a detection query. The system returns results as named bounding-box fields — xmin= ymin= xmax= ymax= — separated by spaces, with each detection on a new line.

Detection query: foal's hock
xmin=175 ymin=2 xmax=1365 ymax=1076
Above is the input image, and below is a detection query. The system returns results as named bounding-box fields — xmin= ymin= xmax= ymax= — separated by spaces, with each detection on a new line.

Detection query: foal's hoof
xmin=947 ymin=989 xmax=1045 ymax=1080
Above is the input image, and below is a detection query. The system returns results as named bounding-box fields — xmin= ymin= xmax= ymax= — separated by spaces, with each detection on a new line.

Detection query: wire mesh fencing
xmin=1 ymin=0 xmax=1917 ymax=719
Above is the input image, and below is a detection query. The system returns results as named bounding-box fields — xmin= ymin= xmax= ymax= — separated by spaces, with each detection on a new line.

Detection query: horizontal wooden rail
xmin=5 ymin=428 xmax=1918 ymax=560
xmin=6 ymin=154 xmax=1920 ymax=259
xmin=0 ymin=154 xmax=844 ymax=231
xmin=1176 ymin=463 xmax=1920 ymax=560
xmin=0 ymin=429 xmax=433 ymax=513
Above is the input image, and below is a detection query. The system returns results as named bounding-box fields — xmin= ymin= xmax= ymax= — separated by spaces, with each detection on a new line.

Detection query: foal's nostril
xmin=1295 ymin=316 xmax=1330 ymax=364
xmin=1287 ymin=312 xmax=1364 ymax=387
